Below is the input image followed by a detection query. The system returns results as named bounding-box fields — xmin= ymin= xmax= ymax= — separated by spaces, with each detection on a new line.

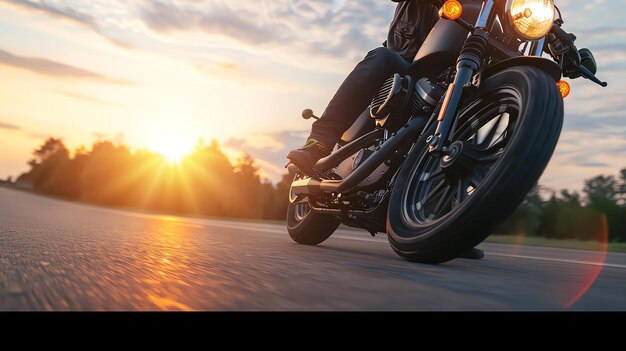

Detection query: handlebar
xmin=549 ymin=24 xmax=607 ymax=88
xmin=551 ymin=24 xmax=576 ymax=47
xmin=578 ymin=65 xmax=608 ymax=87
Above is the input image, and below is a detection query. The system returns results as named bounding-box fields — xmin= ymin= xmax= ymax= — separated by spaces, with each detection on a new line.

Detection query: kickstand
xmin=458 ymin=248 xmax=485 ymax=260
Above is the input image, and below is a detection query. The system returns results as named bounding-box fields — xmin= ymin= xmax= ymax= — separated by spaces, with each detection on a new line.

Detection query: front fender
xmin=481 ymin=57 xmax=562 ymax=82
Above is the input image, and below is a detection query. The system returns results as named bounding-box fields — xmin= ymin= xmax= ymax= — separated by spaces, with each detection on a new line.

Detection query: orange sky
xmin=0 ymin=0 xmax=624 ymax=190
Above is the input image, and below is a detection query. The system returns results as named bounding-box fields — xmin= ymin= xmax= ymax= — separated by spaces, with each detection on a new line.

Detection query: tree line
xmin=9 ymin=137 xmax=626 ymax=242
xmin=498 ymin=171 xmax=626 ymax=242
xmin=12 ymin=137 xmax=292 ymax=220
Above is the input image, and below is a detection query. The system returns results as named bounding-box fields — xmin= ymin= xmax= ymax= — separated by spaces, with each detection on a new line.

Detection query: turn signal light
xmin=557 ymin=80 xmax=571 ymax=98
xmin=439 ymin=0 xmax=463 ymax=21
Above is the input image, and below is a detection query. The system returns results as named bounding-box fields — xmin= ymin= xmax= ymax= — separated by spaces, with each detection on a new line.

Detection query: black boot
xmin=287 ymin=139 xmax=331 ymax=176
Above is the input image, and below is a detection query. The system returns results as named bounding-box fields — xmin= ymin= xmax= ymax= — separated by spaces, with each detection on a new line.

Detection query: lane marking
xmin=489 ymin=253 xmax=626 ymax=270
xmin=333 ymin=235 xmax=386 ymax=244
xmin=10 ymin=187 xmax=624 ymax=270
xmin=151 ymin=219 xmax=626 ymax=270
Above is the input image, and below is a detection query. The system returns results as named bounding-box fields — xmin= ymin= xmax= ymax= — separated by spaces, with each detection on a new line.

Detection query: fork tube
xmin=530 ymin=38 xmax=546 ymax=57
xmin=475 ymin=0 xmax=495 ymax=29
xmin=428 ymin=0 xmax=496 ymax=156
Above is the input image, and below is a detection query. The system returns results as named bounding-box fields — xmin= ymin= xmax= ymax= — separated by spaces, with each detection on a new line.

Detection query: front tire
xmin=387 ymin=66 xmax=564 ymax=264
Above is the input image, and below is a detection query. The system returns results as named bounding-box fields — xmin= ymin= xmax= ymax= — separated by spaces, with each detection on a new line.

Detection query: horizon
xmin=1 ymin=0 xmax=625 ymax=191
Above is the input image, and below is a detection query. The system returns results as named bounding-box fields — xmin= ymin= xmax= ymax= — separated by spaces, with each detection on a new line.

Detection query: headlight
xmin=507 ymin=0 xmax=555 ymax=40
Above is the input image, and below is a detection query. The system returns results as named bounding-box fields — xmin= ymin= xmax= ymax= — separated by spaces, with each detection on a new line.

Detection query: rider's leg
xmin=287 ymin=47 xmax=411 ymax=175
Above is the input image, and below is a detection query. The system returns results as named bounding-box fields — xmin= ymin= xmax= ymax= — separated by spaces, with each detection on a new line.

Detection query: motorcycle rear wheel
xmin=287 ymin=176 xmax=340 ymax=245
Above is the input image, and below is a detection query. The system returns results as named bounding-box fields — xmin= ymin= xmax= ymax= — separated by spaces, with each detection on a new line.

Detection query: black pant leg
xmin=308 ymin=47 xmax=411 ymax=147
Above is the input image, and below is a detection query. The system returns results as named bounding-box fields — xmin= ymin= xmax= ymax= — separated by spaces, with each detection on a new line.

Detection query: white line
xmin=489 ymin=253 xmax=626 ymax=269
xmin=333 ymin=235 xmax=387 ymax=243
xmin=174 ymin=220 xmax=626 ymax=270
xmin=11 ymin=187 xmax=625 ymax=270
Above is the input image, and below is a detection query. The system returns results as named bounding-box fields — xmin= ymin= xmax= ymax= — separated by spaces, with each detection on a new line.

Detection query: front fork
xmin=428 ymin=0 xmax=495 ymax=157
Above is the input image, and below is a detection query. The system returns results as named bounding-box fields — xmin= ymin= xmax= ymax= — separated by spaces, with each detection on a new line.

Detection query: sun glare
xmin=150 ymin=132 xmax=194 ymax=163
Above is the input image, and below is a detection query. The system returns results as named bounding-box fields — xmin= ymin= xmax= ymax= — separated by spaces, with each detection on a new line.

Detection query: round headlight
xmin=507 ymin=0 xmax=555 ymax=40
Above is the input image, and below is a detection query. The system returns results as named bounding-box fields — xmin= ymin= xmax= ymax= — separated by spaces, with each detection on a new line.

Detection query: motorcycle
xmin=286 ymin=0 xmax=607 ymax=264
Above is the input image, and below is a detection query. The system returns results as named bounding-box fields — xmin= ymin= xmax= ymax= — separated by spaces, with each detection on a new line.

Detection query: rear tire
xmin=287 ymin=202 xmax=340 ymax=245
xmin=387 ymin=66 xmax=564 ymax=264
xmin=287 ymin=173 xmax=340 ymax=245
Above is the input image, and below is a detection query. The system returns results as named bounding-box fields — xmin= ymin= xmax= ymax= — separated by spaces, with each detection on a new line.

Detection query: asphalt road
xmin=1 ymin=187 xmax=625 ymax=311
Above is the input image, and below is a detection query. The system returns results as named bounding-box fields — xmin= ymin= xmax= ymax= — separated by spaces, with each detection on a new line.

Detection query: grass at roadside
xmin=486 ymin=235 xmax=626 ymax=253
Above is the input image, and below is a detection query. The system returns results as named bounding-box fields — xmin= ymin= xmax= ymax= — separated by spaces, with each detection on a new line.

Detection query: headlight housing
xmin=506 ymin=0 xmax=555 ymax=40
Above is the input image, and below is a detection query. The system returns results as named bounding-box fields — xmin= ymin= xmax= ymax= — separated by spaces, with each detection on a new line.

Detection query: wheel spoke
xmin=479 ymin=148 xmax=505 ymax=163
xmin=402 ymin=93 xmax=520 ymax=227
xmin=477 ymin=114 xmax=502 ymax=147
xmin=432 ymin=185 xmax=454 ymax=218
xmin=485 ymin=135 xmax=506 ymax=151
xmin=426 ymin=166 xmax=445 ymax=181
xmin=482 ymin=112 xmax=512 ymax=147
xmin=422 ymin=179 xmax=447 ymax=207
xmin=456 ymin=180 xmax=469 ymax=205
xmin=468 ymin=169 xmax=487 ymax=187
xmin=420 ymin=167 xmax=445 ymax=182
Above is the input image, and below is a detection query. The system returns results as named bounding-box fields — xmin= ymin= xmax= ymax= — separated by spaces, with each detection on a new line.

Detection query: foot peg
xmin=302 ymin=109 xmax=320 ymax=120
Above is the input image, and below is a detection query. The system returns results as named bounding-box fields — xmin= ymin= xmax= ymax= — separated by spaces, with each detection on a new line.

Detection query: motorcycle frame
xmin=290 ymin=1 xmax=603 ymax=239
xmin=292 ymin=0 xmax=564 ymax=201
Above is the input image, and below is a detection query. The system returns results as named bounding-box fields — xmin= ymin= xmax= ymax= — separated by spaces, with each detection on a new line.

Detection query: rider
xmin=288 ymin=0 xmax=485 ymax=260
xmin=287 ymin=0 xmax=445 ymax=175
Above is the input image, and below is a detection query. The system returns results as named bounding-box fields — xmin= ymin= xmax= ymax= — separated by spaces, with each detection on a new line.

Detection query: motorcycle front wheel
xmin=387 ymin=66 xmax=564 ymax=264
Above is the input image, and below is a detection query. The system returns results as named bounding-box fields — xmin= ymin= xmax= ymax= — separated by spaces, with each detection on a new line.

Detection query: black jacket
xmin=386 ymin=0 xmax=444 ymax=62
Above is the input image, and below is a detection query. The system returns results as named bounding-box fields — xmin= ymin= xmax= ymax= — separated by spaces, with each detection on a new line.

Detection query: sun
xmin=150 ymin=132 xmax=194 ymax=163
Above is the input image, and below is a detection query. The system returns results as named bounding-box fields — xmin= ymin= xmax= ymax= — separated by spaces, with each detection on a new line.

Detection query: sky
xmin=0 ymin=0 xmax=624 ymax=192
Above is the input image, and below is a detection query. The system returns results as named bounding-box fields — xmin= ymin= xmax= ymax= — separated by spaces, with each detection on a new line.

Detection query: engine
xmin=370 ymin=74 xmax=445 ymax=131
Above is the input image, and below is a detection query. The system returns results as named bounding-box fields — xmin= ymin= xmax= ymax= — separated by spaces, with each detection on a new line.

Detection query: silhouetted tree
xmin=497 ymin=184 xmax=543 ymax=236
xmin=619 ymin=168 xmax=626 ymax=205
xmin=583 ymin=174 xmax=625 ymax=242
xmin=13 ymin=136 xmax=626 ymax=241
xmin=28 ymin=138 xmax=71 ymax=195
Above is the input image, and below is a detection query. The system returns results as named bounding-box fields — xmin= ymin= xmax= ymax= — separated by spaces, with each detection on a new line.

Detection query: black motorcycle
xmin=286 ymin=0 xmax=606 ymax=264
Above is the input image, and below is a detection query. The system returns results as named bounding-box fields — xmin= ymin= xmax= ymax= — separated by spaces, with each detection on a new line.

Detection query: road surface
xmin=1 ymin=186 xmax=625 ymax=311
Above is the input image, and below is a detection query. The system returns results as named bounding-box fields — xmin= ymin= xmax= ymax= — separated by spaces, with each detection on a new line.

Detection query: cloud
xmin=0 ymin=48 xmax=131 ymax=84
xmin=1 ymin=0 xmax=95 ymax=27
xmin=55 ymin=91 xmax=120 ymax=107
xmin=541 ymin=117 xmax=626 ymax=191
xmin=224 ymin=130 xmax=309 ymax=181
xmin=0 ymin=121 xmax=20 ymax=130
xmin=562 ymin=112 xmax=626 ymax=133
xmin=581 ymin=27 xmax=626 ymax=40
xmin=0 ymin=0 xmax=392 ymax=74
xmin=0 ymin=0 xmax=131 ymax=48
xmin=137 ymin=0 xmax=392 ymax=68
xmin=576 ymin=161 xmax=611 ymax=168
xmin=140 ymin=1 xmax=286 ymax=45
xmin=28 ymin=132 xmax=53 ymax=139
xmin=0 ymin=120 xmax=57 ymax=140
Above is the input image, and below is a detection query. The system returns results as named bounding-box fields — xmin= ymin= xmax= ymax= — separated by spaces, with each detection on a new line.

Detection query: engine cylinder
xmin=370 ymin=75 xmax=445 ymax=131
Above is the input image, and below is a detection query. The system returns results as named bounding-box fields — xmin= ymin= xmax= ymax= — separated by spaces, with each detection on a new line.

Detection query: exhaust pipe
xmin=313 ymin=129 xmax=383 ymax=173
xmin=291 ymin=115 xmax=428 ymax=196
